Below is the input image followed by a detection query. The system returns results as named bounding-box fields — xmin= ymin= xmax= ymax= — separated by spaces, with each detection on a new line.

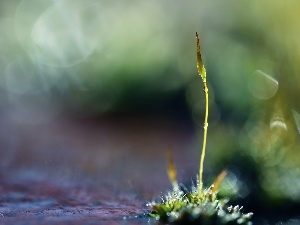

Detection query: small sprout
xmin=148 ymin=33 xmax=253 ymax=225
xmin=212 ymin=170 xmax=228 ymax=193
xmin=196 ymin=32 xmax=209 ymax=192
xmin=167 ymin=150 xmax=179 ymax=191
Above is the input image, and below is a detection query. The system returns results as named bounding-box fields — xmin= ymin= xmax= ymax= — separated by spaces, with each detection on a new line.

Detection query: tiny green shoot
xmin=196 ymin=31 xmax=208 ymax=193
xmin=148 ymin=33 xmax=253 ymax=225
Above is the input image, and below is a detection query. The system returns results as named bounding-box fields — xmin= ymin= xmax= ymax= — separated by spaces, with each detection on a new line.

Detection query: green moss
xmin=148 ymin=184 xmax=253 ymax=225
xmin=147 ymin=33 xmax=253 ymax=225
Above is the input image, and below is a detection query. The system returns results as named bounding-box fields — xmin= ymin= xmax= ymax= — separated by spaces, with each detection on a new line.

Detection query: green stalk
xmin=196 ymin=32 xmax=208 ymax=193
xmin=199 ymin=81 xmax=208 ymax=192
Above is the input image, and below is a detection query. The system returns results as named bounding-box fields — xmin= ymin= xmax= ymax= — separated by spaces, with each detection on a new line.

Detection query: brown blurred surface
xmin=0 ymin=109 xmax=196 ymax=224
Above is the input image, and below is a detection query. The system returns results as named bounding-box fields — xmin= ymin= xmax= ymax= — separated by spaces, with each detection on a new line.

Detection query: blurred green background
xmin=1 ymin=0 xmax=300 ymax=222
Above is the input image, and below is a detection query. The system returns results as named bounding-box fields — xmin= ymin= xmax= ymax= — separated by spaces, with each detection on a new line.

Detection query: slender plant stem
xmin=196 ymin=32 xmax=209 ymax=193
xmin=199 ymin=81 xmax=208 ymax=192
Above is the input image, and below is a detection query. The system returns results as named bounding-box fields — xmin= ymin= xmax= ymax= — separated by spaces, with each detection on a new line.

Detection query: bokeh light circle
xmin=248 ymin=70 xmax=278 ymax=100
xmin=15 ymin=0 xmax=102 ymax=67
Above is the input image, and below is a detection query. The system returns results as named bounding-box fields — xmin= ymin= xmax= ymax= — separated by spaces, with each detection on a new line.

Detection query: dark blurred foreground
xmin=0 ymin=108 xmax=197 ymax=225
xmin=0 ymin=108 xmax=300 ymax=225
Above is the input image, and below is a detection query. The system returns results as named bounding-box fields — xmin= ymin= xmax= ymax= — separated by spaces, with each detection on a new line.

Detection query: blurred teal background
xmin=1 ymin=0 xmax=300 ymax=222
xmin=1 ymin=0 xmax=300 ymax=114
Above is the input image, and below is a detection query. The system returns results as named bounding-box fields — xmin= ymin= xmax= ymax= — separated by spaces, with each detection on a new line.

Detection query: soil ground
xmin=0 ymin=111 xmax=196 ymax=225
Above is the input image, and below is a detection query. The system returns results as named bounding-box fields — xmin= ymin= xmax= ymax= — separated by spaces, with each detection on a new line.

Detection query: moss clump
xmin=147 ymin=33 xmax=253 ymax=224
xmin=148 ymin=183 xmax=253 ymax=225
